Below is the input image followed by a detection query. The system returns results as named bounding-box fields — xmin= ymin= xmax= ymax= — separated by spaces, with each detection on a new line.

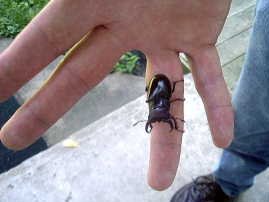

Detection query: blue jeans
xmin=214 ymin=0 xmax=269 ymax=197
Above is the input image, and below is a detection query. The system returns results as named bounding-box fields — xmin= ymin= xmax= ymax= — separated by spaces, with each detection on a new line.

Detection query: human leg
xmin=214 ymin=0 xmax=269 ymax=197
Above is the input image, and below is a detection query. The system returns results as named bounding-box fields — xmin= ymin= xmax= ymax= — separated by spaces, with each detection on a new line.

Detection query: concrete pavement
xmin=0 ymin=74 xmax=267 ymax=202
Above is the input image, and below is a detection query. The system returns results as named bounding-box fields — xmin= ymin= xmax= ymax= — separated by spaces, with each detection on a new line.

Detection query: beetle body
xmin=145 ymin=74 xmax=184 ymax=133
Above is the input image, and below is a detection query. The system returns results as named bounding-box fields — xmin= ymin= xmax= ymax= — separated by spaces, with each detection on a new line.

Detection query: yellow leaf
xmin=62 ymin=139 xmax=79 ymax=148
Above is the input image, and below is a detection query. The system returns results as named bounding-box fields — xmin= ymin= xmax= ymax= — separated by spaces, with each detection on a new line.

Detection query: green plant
xmin=0 ymin=0 xmax=48 ymax=38
xmin=114 ymin=52 xmax=140 ymax=74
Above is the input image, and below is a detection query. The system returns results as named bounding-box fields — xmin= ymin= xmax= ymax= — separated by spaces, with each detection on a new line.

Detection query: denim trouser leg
xmin=214 ymin=0 xmax=269 ymax=197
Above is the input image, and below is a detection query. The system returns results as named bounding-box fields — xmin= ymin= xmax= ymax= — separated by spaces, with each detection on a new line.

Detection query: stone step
xmin=0 ymin=74 xmax=267 ymax=202
xmin=229 ymin=0 xmax=256 ymax=17
xmin=218 ymin=28 xmax=251 ymax=67
xmin=40 ymin=72 xmax=145 ymax=146
xmin=218 ymin=4 xmax=255 ymax=44
xmin=0 ymin=75 xmax=223 ymax=202
xmin=180 ymin=1 xmax=255 ymax=70
xmin=223 ymin=54 xmax=245 ymax=92
xmin=0 ymin=38 xmax=12 ymax=52
xmin=217 ymin=0 xmax=255 ymax=67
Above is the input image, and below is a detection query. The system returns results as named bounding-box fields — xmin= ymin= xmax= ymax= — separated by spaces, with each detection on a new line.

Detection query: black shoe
xmin=171 ymin=174 xmax=232 ymax=202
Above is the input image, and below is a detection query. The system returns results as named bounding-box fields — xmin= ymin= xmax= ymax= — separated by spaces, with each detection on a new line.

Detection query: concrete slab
xmin=0 ymin=74 xmax=267 ymax=202
xmin=223 ymin=55 xmax=245 ymax=92
xmin=236 ymin=171 xmax=269 ymax=202
xmin=0 ymin=75 xmax=222 ymax=202
xmin=43 ymin=72 xmax=145 ymax=146
xmin=216 ymin=0 xmax=255 ymax=67
xmin=0 ymin=38 xmax=12 ymax=52
xmin=180 ymin=1 xmax=255 ymax=72
xmin=219 ymin=5 xmax=255 ymax=44
xmin=229 ymin=0 xmax=256 ymax=17
xmin=217 ymin=28 xmax=251 ymax=66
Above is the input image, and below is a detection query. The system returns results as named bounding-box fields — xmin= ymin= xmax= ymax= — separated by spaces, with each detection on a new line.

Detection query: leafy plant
xmin=114 ymin=52 xmax=140 ymax=74
xmin=0 ymin=0 xmax=48 ymax=38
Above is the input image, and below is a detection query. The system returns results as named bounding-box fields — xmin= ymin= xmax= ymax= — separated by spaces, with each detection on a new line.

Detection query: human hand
xmin=0 ymin=0 xmax=233 ymax=190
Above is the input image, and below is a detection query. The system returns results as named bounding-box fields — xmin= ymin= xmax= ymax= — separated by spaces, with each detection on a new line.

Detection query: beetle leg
xmin=145 ymin=122 xmax=150 ymax=133
xmin=170 ymin=115 xmax=186 ymax=133
xmin=173 ymin=117 xmax=185 ymax=133
xmin=168 ymin=119 xmax=174 ymax=132
xmin=176 ymin=128 xmax=185 ymax=133
xmin=145 ymin=121 xmax=154 ymax=133
xmin=171 ymin=116 xmax=178 ymax=130
xmin=170 ymin=98 xmax=186 ymax=103
xmin=175 ymin=117 xmax=185 ymax=123
xmin=161 ymin=118 xmax=175 ymax=132
xmin=133 ymin=119 xmax=147 ymax=127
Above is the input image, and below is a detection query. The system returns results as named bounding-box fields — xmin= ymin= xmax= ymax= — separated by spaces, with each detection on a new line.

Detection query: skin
xmin=0 ymin=0 xmax=234 ymax=191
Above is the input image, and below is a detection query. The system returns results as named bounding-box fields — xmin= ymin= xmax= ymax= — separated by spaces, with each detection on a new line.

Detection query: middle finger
xmin=145 ymin=50 xmax=184 ymax=190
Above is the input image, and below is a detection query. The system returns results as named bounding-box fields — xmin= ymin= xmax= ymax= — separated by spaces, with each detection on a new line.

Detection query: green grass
xmin=0 ymin=0 xmax=48 ymax=38
xmin=114 ymin=52 xmax=140 ymax=74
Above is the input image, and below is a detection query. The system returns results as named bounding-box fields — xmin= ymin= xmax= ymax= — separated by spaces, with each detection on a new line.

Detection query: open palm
xmin=0 ymin=0 xmax=234 ymax=190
